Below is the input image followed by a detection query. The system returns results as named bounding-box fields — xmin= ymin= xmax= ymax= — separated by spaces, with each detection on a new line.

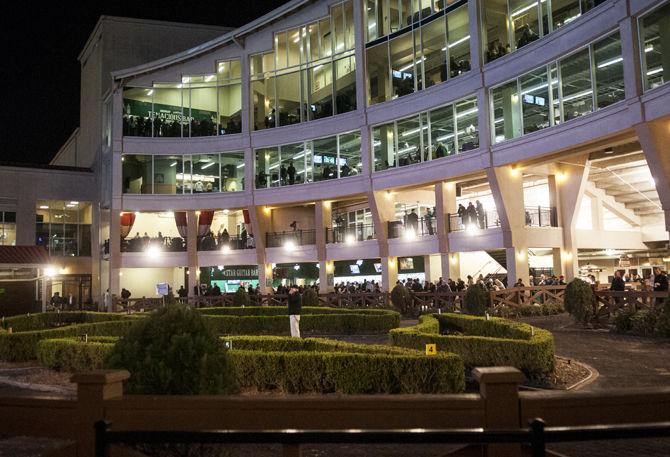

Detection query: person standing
xmin=288 ymin=285 xmax=302 ymax=338
xmin=103 ymin=289 xmax=112 ymax=312
xmin=287 ymin=161 xmax=296 ymax=185
xmin=653 ymin=267 xmax=668 ymax=305
xmin=425 ymin=208 xmax=434 ymax=235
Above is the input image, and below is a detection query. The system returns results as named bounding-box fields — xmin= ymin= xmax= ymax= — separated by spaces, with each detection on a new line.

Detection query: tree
xmin=233 ymin=287 xmax=250 ymax=307
xmin=107 ymin=304 xmax=235 ymax=395
xmin=564 ymin=278 xmax=596 ymax=324
xmin=463 ymin=284 xmax=488 ymax=316
xmin=391 ymin=283 xmax=411 ymax=313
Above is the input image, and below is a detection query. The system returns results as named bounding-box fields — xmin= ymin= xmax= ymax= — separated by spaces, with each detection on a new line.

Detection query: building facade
xmin=4 ymin=0 xmax=670 ymax=309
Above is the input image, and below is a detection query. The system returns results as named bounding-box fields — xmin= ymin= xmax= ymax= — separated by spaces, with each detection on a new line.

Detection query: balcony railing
xmin=121 ymin=236 xmax=186 ymax=252
xmin=525 ymin=206 xmax=558 ymax=228
xmin=198 ymin=234 xmax=254 ymax=251
xmin=326 ymin=224 xmax=376 ymax=243
xmin=447 ymin=209 xmax=501 ymax=233
xmin=266 ymin=229 xmax=317 ymax=248
xmin=387 ymin=217 xmax=437 ymax=239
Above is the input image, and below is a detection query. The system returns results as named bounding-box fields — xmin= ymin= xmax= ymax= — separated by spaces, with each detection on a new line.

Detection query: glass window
xmin=510 ymin=0 xmax=541 ymax=50
xmin=396 ymin=115 xmax=423 ymax=167
xmin=550 ymin=63 xmax=561 ymax=125
xmin=188 ymin=84 xmax=218 ymax=137
xmin=344 ymin=0 xmax=355 ymax=51
xmin=483 ymin=1 xmax=511 ymax=63
xmin=520 ymin=67 xmax=550 ymax=134
xmin=122 ymin=87 xmax=153 ymax=137
xmin=421 ymin=16 xmax=447 ymax=89
xmin=447 ymin=6 xmax=471 ymax=77
xmin=313 ymin=137 xmax=338 ymax=181
xmin=593 ymin=33 xmax=624 ymax=109
xmin=151 ymin=85 xmax=183 ymax=138
xmin=335 ymin=56 xmax=356 ymax=114
xmin=251 ymin=76 xmax=276 ymax=131
xmin=551 ymin=0 xmax=582 ymax=30
xmin=429 ymin=105 xmax=455 ymax=159
xmin=218 ymin=61 xmax=242 ymax=135
xmin=492 ymin=80 xmax=521 ymax=143
xmin=455 ymin=98 xmax=478 ymax=152
xmin=221 ymin=151 xmax=245 ymax=192
xmin=275 ymin=32 xmax=288 ymax=70
xmin=287 ymin=28 xmax=302 ymax=67
xmin=122 ymin=155 xmax=152 ymax=194
xmin=332 ymin=3 xmax=345 ymax=54
xmin=0 ymin=212 xmax=16 ymax=246
xmin=276 ymin=71 xmax=302 ymax=127
xmin=320 ymin=18 xmax=332 ymax=57
xmin=192 ymin=154 xmax=220 ymax=193
xmin=308 ymin=22 xmax=320 ymax=61
xmin=256 ymin=147 xmax=279 ymax=188
xmin=373 ymin=123 xmax=395 ymax=170
xmin=560 ymin=47 xmax=593 ymax=121
xmin=366 ymin=42 xmax=390 ymax=105
xmin=390 ymin=32 xmax=416 ymax=99
xmin=282 ymin=143 xmax=307 ymax=185
xmin=641 ymin=2 xmax=670 ymax=90
xmin=338 ymin=131 xmax=362 ymax=177
xmin=366 ymin=0 xmax=380 ymax=42
xmin=35 ymin=202 xmax=91 ymax=257
xmin=308 ymin=63 xmax=333 ymax=120
xmin=153 ymin=155 xmax=181 ymax=195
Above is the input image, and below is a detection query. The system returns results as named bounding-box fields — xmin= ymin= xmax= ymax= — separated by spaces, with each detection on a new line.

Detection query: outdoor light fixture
xmin=284 ymin=240 xmax=296 ymax=250
xmin=345 ymin=234 xmax=355 ymax=245
xmin=44 ymin=266 xmax=56 ymax=277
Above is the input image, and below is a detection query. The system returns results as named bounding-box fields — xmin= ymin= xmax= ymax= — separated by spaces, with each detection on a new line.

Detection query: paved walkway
xmin=520 ymin=314 xmax=670 ymax=391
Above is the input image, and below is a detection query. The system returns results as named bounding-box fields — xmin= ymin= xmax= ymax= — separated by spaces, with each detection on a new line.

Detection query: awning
xmin=0 ymin=246 xmax=51 ymax=267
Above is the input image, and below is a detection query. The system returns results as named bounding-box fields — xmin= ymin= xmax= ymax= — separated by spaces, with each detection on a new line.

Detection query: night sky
xmin=0 ymin=1 xmax=288 ymax=165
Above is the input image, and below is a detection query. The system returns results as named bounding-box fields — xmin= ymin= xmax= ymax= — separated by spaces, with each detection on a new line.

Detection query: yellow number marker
xmin=425 ymin=344 xmax=437 ymax=356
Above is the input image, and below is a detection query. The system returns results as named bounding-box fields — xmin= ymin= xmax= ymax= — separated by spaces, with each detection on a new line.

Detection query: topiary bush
xmin=302 ymin=288 xmax=320 ymax=307
xmin=564 ymin=278 xmax=596 ymax=324
xmin=390 ymin=283 xmax=411 ymax=311
xmin=463 ymin=285 xmax=488 ymax=316
xmin=232 ymin=287 xmax=250 ymax=307
xmin=630 ymin=310 xmax=657 ymax=337
xmin=655 ymin=299 xmax=670 ymax=337
xmin=107 ymin=304 xmax=235 ymax=395
xmin=613 ymin=308 xmax=635 ymax=333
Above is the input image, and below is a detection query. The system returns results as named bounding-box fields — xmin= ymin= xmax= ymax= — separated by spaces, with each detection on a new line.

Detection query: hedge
xmin=1 ymin=311 xmax=129 ymax=333
xmin=36 ymin=335 xmax=465 ymax=394
xmin=0 ymin=320 xmax=134 ymax=362
xmin=390 ymin=313 xmax=555 ymax=377
xmin=198 ymin=307 xmax=400 ymax=335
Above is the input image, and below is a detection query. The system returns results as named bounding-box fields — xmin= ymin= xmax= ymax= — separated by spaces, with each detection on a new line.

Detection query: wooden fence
xmin=1 ymin=368 xmax=669 ymax=457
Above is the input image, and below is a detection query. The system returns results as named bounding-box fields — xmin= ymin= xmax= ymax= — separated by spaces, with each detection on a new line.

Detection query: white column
xmin=636 ymin=121 xmax=670 ymax=233
xmin=381 ymin=256 xmax=398 ymax=292
xmin=318 ymin=260 xmax=334 ymax=293
xmin=187 ymin=210 xmax=199 ymax=297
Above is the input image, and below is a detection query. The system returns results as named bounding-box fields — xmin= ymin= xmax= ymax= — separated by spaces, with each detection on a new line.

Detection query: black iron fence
xmin=447 ymin=210 xmax=500 ymax=232
xmin=121 ymin=236 xmax=186 ymax=252
xmin=198 ymin=234 xmax=254 ymax=251
xmin=387 ymin=217 xmax=437 ymax=239
xmin=525 ymin=206 xmax=558 ymax=228
xmin=95 ymin=419 xmax=670 ymax=457
xmin=266 ymin=229 xmax=317 ymax=248
xmin=326 ymin=224 xmax=376 ymax=243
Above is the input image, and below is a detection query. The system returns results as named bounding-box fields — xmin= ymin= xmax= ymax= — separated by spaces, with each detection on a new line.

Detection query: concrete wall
xmin=119 ymin=266 xmax=184 ymax=297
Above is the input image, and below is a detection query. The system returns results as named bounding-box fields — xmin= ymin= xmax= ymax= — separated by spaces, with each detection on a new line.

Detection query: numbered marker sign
xmin=223 ymin=340 xmax=233 ymax=350
xmin=425 ymin=344 xmax=437 ymax=356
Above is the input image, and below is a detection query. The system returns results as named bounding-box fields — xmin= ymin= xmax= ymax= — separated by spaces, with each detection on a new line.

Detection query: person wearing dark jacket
xmin=610 ymin=271 xmax=625 ymax=292
xmin=288 ymin=285 xmax=302 ymax=337
xmin=653 ymin=267 xmax=668 ymax=304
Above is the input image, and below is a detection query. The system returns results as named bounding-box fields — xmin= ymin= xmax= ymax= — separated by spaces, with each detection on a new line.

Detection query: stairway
xmin=486 ymin=249 xmax=507 ymax=271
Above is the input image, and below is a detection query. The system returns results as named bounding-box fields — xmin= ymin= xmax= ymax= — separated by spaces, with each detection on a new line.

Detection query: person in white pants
xmin=287 ymin=285 xmax=302 ymax=338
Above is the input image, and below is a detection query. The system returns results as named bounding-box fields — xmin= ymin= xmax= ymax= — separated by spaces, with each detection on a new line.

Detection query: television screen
xmin=399 ymin=257 xmax=414 ymax=270
xmin=349 ymin=265 xmax=360 ymax=274
xmin=374 ymin=263 xmax=382 ymax=273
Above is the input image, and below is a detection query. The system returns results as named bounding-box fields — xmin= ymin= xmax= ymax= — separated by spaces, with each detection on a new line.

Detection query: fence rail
xmin=95 ymin=419 xmax=670 ymax=457
xmin=326 ymin=224 xmax=376 ymax=243
xmin=266 ymin=229 xmax=316 ymax=248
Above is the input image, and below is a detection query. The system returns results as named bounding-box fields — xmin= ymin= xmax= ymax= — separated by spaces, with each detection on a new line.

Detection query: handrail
xmin=95 ymin=419 xmax=670 ymax=457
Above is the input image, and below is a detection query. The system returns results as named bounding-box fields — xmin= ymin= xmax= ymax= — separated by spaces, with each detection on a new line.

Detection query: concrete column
xmin=187 ymin=210 xmax=199 ymax=297
xmin=258 ymin=263 xmax=273 ymax=295
xmin=473 ymin=367 xmax=525 ymax=457
xmin=369 ymin=190 xmax=397 ymax=258
xmin=591 ymin=195 xmax=603 ymax=231
xmin=467 ymin=0 xmax=483 ymax=72
xmin=72 ymin=370 xmax=129 ymax=457
xmin=315 ymin=201 xmax=332 ymax=261
xmin=435 ymin=181 xmax=458 ymax=251
xmin=40 ymin=272 xmax=48 ymax=312
xmin=487 ymin=166 xmax=528 ymax=285
xmin=442 ymin=252 xmax=461 ymax=282
xmin=109 ymin=210 xmax=121 ymax=296
xmin=240 ymin=49 xmax=251 ymax=134
xmin=636 ymin=120 xmax=670 ymax=232
xmin=90 ymin=202 xmax=101 ymax=306
xmin=319 ymin=260 xmax=334 ymax=293
xmin=353 ymin=0 xmax=368 ymax=116
xmin=381 ymin=256 xmax=398 ymax=291
xmin=619 ymin=17 xmax=643 ymax=100
xmin=551 ymin=156 xmax=590 ymax=280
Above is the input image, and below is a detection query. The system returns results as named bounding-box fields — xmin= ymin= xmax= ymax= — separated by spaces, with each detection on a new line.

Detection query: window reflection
xmin=35 ymin=202 xmax=91 ymax=257
xmin=640 ymin=2 xmax=670 ymax=90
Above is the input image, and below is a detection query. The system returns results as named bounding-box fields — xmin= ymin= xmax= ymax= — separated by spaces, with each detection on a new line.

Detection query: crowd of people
xmin=198 ymin=228 xmax=255 ymax=250
xmin=455 ymin=200 xmax=497 ymax=230
xmin=122 ymin=232 xmax=185 ymax=252
xmin=123 ymin=114 xmax=242 ymax=138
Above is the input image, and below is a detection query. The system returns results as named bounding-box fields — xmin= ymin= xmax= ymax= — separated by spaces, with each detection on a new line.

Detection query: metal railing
xmin=266 ymin=229 xmax=317 ymax=248
xmin=525 ymin=206 xmax=558 ymax=228
xmin=326 ymin=224 xmax=376 ymax=243
xmin=95 ymin=419 xmax=670 ymax=457
xmin=198 ymin=234 xmax=254 ymax=251
xmin=121 ymin=236 xmax=186 ymax=252
xmin=447 ymin=210 xmax=500 ymax=232
xmin=387 ymin=217 xmax=437 ymax=239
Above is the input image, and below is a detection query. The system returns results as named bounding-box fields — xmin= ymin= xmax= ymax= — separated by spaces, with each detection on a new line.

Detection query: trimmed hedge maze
xmin=390 ymin=313 xmax=555 ymax=377
xmin=36 ymin=335 xmax=465 ymax=394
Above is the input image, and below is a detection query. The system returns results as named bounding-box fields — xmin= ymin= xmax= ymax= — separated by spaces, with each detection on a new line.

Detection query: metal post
xmin=530 ymin=418 xmax=546 ymax=457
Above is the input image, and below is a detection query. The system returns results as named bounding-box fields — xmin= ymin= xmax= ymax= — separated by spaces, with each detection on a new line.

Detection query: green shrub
xmin=390 ymin=284 xmax=411 ymax=311
xmin=630 ymin=310 xmax=657 ymax=337
xmin=302 ymin=288 xmax=320 ymax=307
xmin=232 ymin=287 xmax=250 ymax=307
xmin=613 ymin=309 xmax=635 ymax=333
xmin=390 ymin=313 xmax=555 ymax=377
xmin=655 ymin=299 xmax=670 ymax=337
xmin=36 ymin=335 xmax=465 ymax=394
xmin=0 ymin=320 xmax=134 ymax=362
xmin=564 ymin=278 xmax=596 ymax=324
xmin=1 ymin=312 xmax=127 ymax=333
xmin=107 ymin=304 xmax=235 ymax=395
xmin=463 ymin=285 xmax=488 ymax=316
